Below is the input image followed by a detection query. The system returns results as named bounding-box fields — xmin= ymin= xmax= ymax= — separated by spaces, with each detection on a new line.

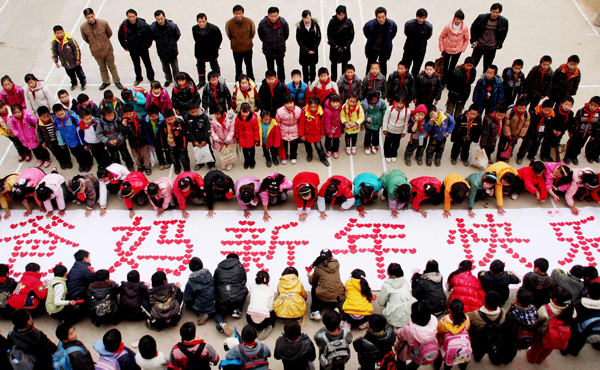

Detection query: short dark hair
xmin=139 ymin=335 xmax=157 ymax=359
xmin=345 ymin=64 xmax=355 ymax=72
xmin=163 ymin=108 xmax=176 ymax=118
xmin=534 ymin=258 xmax=549 ymax=273
xmin=487 ymin=64 xmax=498 ymax=74
xmin=318 ymin=67 xmax=329 ymax=77
xmin=126 ymin=9 xmax=137 ymax=16
xmin=37 ymin=106 xmax=50 ymax=116
xmin=226 ymin=253 xmax=239 ymax=259
xmin=52 ymin=103 xmax=66 ymax=113
xmin=56 ymin=322 xmax=73 ymax=341
xmin=570 ymin=265 xmax=585 ymax=279
xmin=103 ymin=329 xmax=122 ymax=352
xmin=541 ymin=100 xmax=554 ymax=109
xmin=323 ymin=310 xmax=341 ymax=331
xmin=180 ymin=321 xmax=196 ymax=341
xmin=146 ymin=104 xmax=160 ymax=116
xmin=491 ymin=3 xmax=503 ymax=12
xmin=151 ymin=271 xmax=167 ymax=287
xmin=369 ymin=314 xmax=387 ymax=332
xmin=53 ymin=25 xmax=64 ymax=33
xmin=74 ymin=249 xmax=89 ymax=261
xmin=490 ymin=259 xmax=504 ymax=274
xmin=424 ymin=61 xmax=435 ymax=69
xmin=11 ymin=309 xmax=31 ymax=329
xmin=208 ymin=71 xmax=219 ymax=81
xmin=485 ymin=290 xmax=501 ymax=310
xmin=516 ymin=288 xmax=534 ymax=306
xmin=233 ymin=5 xmax=244 ymax=13
xmin=464 ymin=56 xmax=475 ymax=65
xmin=450 ymin=182 xmax=469 ymax=204
xmin=83 ymin=8 xmax=94 ymax=16
xmin=260 ymin=109 xmax=271 ymax=118
xmin=189 ymin=257 xmax=203 ymax=271
xmin=0 ymin=264 xmax=8 ymax=277
xmin=265 ymin=70 xmax=277 ymax=78
xmin=76 ymin=93 xmax=90 ymax=104
xmin=512 ymin=59 xmax=524 ymax=67
xmin=375 ymin=7 xmax=387 ymax=16
xmin=567 ymin=55 xmax=580 ymax=64
xmin=468 ymin=103 xmax=479 ymax=112
xmin=96 ymin=269 xmax=109 ymax=281
xmin=291 ymin=69 xmax=302 ymax=77
xmin=25 ymin=263 xmax=40 ymax=272
xmin=590 ymin=96 xmax=600 ymax=106
xmin=411 ymin=301 xmax=431 ymax=326
xmin=127 ymin=270 xmax=140 ymax=283
xmin=515 ymin=98 xmax=528 ymax=107
xmin=283 ymin=95 xmax=294 ymax=104
xmin=540 ymin=55 xmax=553 ymax=64
xmin=268 ymin=7 xmax=279 ymax=14
xmin=54 ymin=264 xmax=67 ymax=277
xmin=495 ymin=105 xmax=507 ymax=113
xmin=154 ymin=10 xmax=165 ymax=17
xmin=242 ymin=325 xmax=258 ymax=344
xmin=336 ymin=5 xmax=347 ymax=15
xmin=387 ymin=263 xmax=403 ymax=277
xmin=122 ymin=104 xmax=134 ymax=113
xmin=196 ymin=13 xmax=207 ymax=21
xmin=454 ymin=9 xmax=465 ymax=20
xmin=284 ymin=320 xmax=301 ymax=340
xmin=416 ymin=8 xmax=428 ymax=18
xmin=589 ymin=282 xmax=600 ymax=300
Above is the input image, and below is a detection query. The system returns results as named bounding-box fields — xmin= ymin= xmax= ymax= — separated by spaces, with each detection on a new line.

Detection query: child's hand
xmin=443 ymin=211 xmax=451 ymax=218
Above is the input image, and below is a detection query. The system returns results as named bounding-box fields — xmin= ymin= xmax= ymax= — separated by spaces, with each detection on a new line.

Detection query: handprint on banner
xmin=1 ymin=215 xmax=79 ymax=278
xmin=448 ymin=214 xmax=532 ymax=268
xmin=330 ymin=218 xmax=411 ymax=280
xmin=551 ymin=216 xmax=600 ymax=267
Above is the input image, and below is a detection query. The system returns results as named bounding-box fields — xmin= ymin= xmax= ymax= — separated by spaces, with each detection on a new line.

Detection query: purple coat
xmin=323 ymin=99 xmax=343 ymax=139
xmin=0 ymin=85 xmax=26 ymax=108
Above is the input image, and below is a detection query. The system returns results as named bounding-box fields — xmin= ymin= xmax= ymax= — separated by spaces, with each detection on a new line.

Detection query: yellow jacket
xmin=486 ymin=162 xmax=518 ymax=207
xmin=0 ymin=173 xmax=19 ymax=211
xmin=258 ymin=118 xmax=279 ymax=147
xmin=340 ymin=103 xmax=365 ymax=135
xmin=437 ymin=314 xmax=471 ymax=343
xmin=342 ymin=278 xmax=374 ymax=315
xmin=273 ymin=274 xmax=307 ymax=319
xmin=443 ymin=174 xmax=469 ymax=212
xmin=0 ymin=112 xmax=14 ymax=137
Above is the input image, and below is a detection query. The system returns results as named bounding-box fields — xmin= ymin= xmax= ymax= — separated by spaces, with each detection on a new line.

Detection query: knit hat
xmin=412 ymin=104 xmax=428 ymax=115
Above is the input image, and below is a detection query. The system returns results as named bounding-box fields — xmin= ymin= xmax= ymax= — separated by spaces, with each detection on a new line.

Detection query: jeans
xmin=108 ymin=144 xmax=134 ymax=167
xmin=168 ymin=148 xmax=191 ymax=171
xmin=383 ymin=133 xmax=402 ymax=158
xmin=160 ymin=57 xmax=180 ymax=83
xmin=266 ymin=56 xmax=286 ymax=82
xmin=366 ymin=49 xmax=388 ymax=76
xmin=65 ymin=65 xmax=86 ymax=87
xmin=129 ymin=49 xmax=155 ymax=82
xmin=364 ymin=128 xmax=380 ymax=147
xmin=233 ymin=50 xmax=254 ymax=82
xmin=471 ymin=46 xmax=497 ymax=69
xmin=88 ymin=142 xmax=111 ymax=167
xmin=282 ymin=139 xmax=299 ymax=160
xmin=304 ymin=141 xmax=326 ymax=160
xmin=196 ymin=59 xmax=221 ymax=85
xmin=324 ymin=137 xmax=340 ymax=152
xmin=302 ymin=64 xmax=316 ymax=84
xmin=242 ymin=146 xmax=256 ymax=167
xmin=451 ymin=137 xmax=473 ymax=161
xmin=345 ymin=133 xmax=358 ymax=147
xmin=69 ymin=145 xmax=93 ymax=168
xmin=402 ymin=49 xmax=426 ymax=77
xmin=445 ymin=98 xmax=466 ymax=120
xmin=94 ymin=54 xmax=120 ymax=84
xmin=443 ymin=52 xmax=462 ymax=80
xmin=331 ymin=61 xmax=348 ymax=82
xmin=8 ymin=135 xmax=30 ymax=156
xmin=426 ymin=138 xmax=447 ymax=162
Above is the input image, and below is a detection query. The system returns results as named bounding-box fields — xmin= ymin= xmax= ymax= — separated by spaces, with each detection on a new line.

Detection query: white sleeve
xmin=53 ymin=284 xmax=70 ymax=306
xmin=99 ymin=181 xmax=108 ymax=209
xmin=341 ymin=196 xmax=355 ymax=210
xmin=317 ymin=196 xmax=326 ymax=212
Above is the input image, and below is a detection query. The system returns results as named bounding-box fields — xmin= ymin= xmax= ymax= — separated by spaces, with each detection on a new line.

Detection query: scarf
xmin=211 ymin=84 xmax=219 ymax=104
xmin=491 ymin=113 xmax=502 ymax=135
xmin=126 ymin=112 xmax=140 ymax=134
xmin=268 ymin=19 xmax=281 ymax=30
xmin=345 ymin=75 xmax=354 ymax=84
xmin=79 ymin=119 xmax=93 ymax=130
xmin=512 ymin=108 xmax=526 ymax=131
xmin=368 ymin=73 xmax=378 ymax=89
xmin=538 ymin=66 xmax=549 ymax=87
xmin=268 ymin=79 xmax=279 ymax=97
xmin=466 ymin=115 xmax=475 ymax=135
xmin=393 ymin=103 xmax=407 ymax=124
xmin=462 ymin=65 xmax=470 ymax=84
xmin=285 ymin=105 xmax=296 ymax=120
xmin=57 ymin=113 xmax=71 ymax=129
xmin=398 ymin=73 xmax=406 ymax=90
xmin=112 ymin=342 xmax=125 ymax=354
xmin=0 ymin=277 xmax=6 ymax=283
xmin=534 ymin=106 xmax=555 ymax=133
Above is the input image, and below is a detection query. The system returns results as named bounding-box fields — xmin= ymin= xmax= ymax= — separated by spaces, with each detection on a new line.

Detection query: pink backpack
xmin=409 ymin=340 xmax=439 ymax=365
xmin=440 ymin=317 xmax=473 ymax=366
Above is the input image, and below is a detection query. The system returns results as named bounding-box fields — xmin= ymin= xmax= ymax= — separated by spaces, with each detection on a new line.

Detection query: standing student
xmin=287 ymin=70 xmax=308 ymax=107
xmin=323 ymin=95 xmax=343 ymax=158
xmin=185 ymin=101 xmax=215 ymax=170
xmin=450 ymin=104 xmax=481 ymax=166
xmin=469 ymin=3 xmax=509 ymax=69
xmin=168 ymin=322 xmax=220 ymax=370
xmin=213 ymin=254 xmax=248 ymax=336
xmin=75 ymin=93 xmax=101 ymax=118
xmin=479 ymin=105 xmax=506 ymax=161
xmin=117 ymin=9 xmax=154 ymax=86
xmin=362 ymin=90 xmax=387 ymax=155
xmin=10 ymin=105 xmax=51 ymax=167
xmin=525 ymin=55 xmax=553 ymax=109
xmin=402 ymin=8 xmax=433 ymax=77
xmin=395 ymin=302 xmax=439 ymax=370
xmin=258 ymin=7 xmax=290 ymax=82
xmin=52 ymin=104 xmax=93 ymax=171
xmin=496 ymin=98 xmax=530 ymax=162
xmin=307 ymin=249 xmax=344 ymax=320
xmin=226 ymin=5 xmax=256 ymax=82
xmin=192 ymin=13 xmax=223 ymax=88
xmin=1 ymin=75 xmax=25 ymax=110
xmin=296 ymin=10 xmax=321 ymax=85
xmin=424 ymin=105 xmax=455 ymax=167
xmin=388 ymin=61 xmax=415 ymax=104
xmin=382 ymin=94 xmax=410 ymax=162
xmin=341 ymin=269 xmax=374 ymax=329
xmin=158 ymin=109 xmax=191 ymax=175
xmin=565 ymin=96 xmax=600 ymax=165
xmin=362 ymin=62 xmax=387 ymax=100
xmin=121 ymin=104 xmax=152 ymax=175
xmin=0 ymin=100 xmax=30 ymax=163
xmin=145 ymin=105 xmax=170 ymax=170
xmin=415 ymin=61 xmax=443 ymax=107
xmin=341 ymin=93 xmax=364 ymax=156
xmin=472 ymin=64 xmax=504 ymax=116
xmin=232 ymin=74 xmax=258 ymax=112
xmin=149 ymin=10 xmax=181 ymax=87
xmin=410 ymin=176 xmax=442 ymax=218
xmin=247 ymin=271 xmax=278 ymax=340
xmin=521 ymin=258 xmax=553 ymax=308
xmin=541 ymin=97 xmax=574 ymax=162
xmin=502 ymin=59 xmax=525 ymax=106
xmin=78 ymin=109 xmax=111 ymax=168
xmin=549 ymin=55 xmax=581 ymax=107
xmin=97 ymin=105 xmax=134 ymax=170
xmin=516 ymin=100 xmax=555 ymax=164
xmin=100 ymin=90 xmax=125 ymax=117
xmin=363 ymin=7 xmax=397 ymax=76
xmin=274 ymin=320 xmax=316 ymax=370
xmin=57 ymin=89 xmax=78 ymax=111
xmin=306 ymin=67 xmax=339 ymax=104
xmin=258 ymin=110 xmax=281 ymax=168
xmin=146 ymin=81 xmax=173 ymax=114
xmin=379 ymin=169 xmax=412 ymax=218
xmin=276 ymin=96 xmax=302 ymax=165
xmin=336 ymin=65 xmax=361 ymax=103
xmin=293 ymin=171 xmax=320 ymax=221
xmin=258 ymin=70 xmax=290 ymax=115
xmin=51 ymin=25 xmax=86 ymax=91
xmin=445 ymin=57 xmax=476 ymax=119
xmin=352 ymin=315 xmax=395 ymax=370
xmin=80 ymin=8 xmax=122 ymax=90
xmin=210 ymin=105 xmax=236 ymax=170
xmin=235 ymin=102 xmax=260 ymax=169
xmin=433 ymin=299 xmax=472 ymax=370
xmin=24 ymin=74 xmax=53 ymax=113
xmin=299 ymin=97 xmax=329 ymax=166
xmin=378 ymin=263 xmax=416 ymax=329
xmin=183 ymin=257 xmax=215 ymax=325
xmin=327 ymin=6 xmax=355 ymax=82
xmin=439 ymin=10 xmax=470 ymax=82
xmin=404 ymin=104 xmax=429 ymax=166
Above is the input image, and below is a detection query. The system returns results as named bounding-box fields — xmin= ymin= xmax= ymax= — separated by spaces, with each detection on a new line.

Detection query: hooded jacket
xmin=410 ymin=176 xmax=441 ymax=211
xmin=259 ymin=118 xmax=281 ymax=148
xmin=362 ymin=98 xmax=387 ymax=131
xmin=472 ymin=75 xmax=504 ymax=114
xmin=10 ymin=109 xmax=40 ymax=149
xmin=51 ymin=31 xmax=82 ymax=69
xmin=214 ymin=257 xmax=248 ymax=306
xmin=258 ymin=16 xmax=290 ymax=58
xmin=96 ymin=114 xmax=126 ymax=147
xmin=308 ymin=257 xmax=344 ymax=302
xmin=342 ymin=278 xmax=373 ymax=316
xmin=467 ymin=306 xmax=506 ymax=333
xmin=448 ymin=270 xmax=486 ymax=313
xmin=352 ymin=327 xmax=395 ymax=368
xmin=521 ymin=271 xmax=553 ymax=308
xmin=274 ymin=334 xmax=316 ymax=370
xmin=353 ymin=173 xmax=382 ymax=210
xmin=119 ymin=281 xmax=147 ymax=320
xmin=274 ymin=274 xmax=307 ymax=319
xmin=293 ymin=172 xmax=320 ymax=212
xmin=387 ymin=71 xmax=415 ymax=102
xmin=148 ymin=283 xmax=182 ymax=320
xmin=146 ymin=177 xmax=174 ymax=212
xmin=323 ymin=99 xmax=343 ymax=138
xmin=8 ymin=326 xmax=57 ymax=369
xmin=446 ymin=65 xmax=477 ymax=103
xmin=25 ymin=81 xmax=52 ymax=114
xmin=66 ymin=260 xmax=95 ymax=300
xmin=378 ymin=277 xmax=417 ymax=327
xmin=7 ymin=271 xmax=48 ymax=310
xmin=362 ymin=73 xmax=387 ymax=100
xmin=337 ymin=76 xmax=362 ymax=103
xmin=118 ymin=17 xmax=153 ymax=51
xmin=210 ymin=115 xmax=235 ymax=152
xmin=120 ymin=171 xmax=150 ymax=210
xmin=184 ymin=268 xmax=215 ymax=315
xmin=424 ymin=109 xmax=455 ymax=141
xmin=276 ymin=105 xmax=301 ymax=141
xmin=341 ymin=101 xmax=365 ymax=135
xmin=202 ymin=80 xmax=232 ymax=113
xmin=296 ymin=20 xmax=321 ymax=66
xmin=525 ymin=65 xmax=553 ymax=98
xmin=412 ymin=272 xmax=447 ymax=314
xmin=149 ymin=19 xmax=180 ymax=62
xmin=192 ymin=22 xmax=222 ymax=61
xmin=258 ymin=79 xmax=289 ymax=113
xmin=363 ymin=18 xmax=398 ymax=60
xmin=87 ymin=280 xmax=119 ymax=317
xmin=0 ymin=84 xmax=26 ymax=108
xmin=382 ymin=102 xmax=410 ymax=134
xmin=550 ymin=64 xmax=581 ymax=100
xmin=298 ymin=105 xmax=324 ymax=143
xmin=486 ymin=161 xmax=518 ymax=207
xmin=395 ymin=315 xmax=438 ymax=361
xmin=173 ymin=84 xmax=200 ymax=115
xmin=439 ymin=18 xmax=469 ymax=54
xmin=327 ymin=14 xmax=354 ymax=62
xmin=121 ymin=112 xmax=151 ymax=148
xmin=93 ymin=340 xmax=139 ymax=370
xmin=146 ymin=89 xmax=173 ymax=114
xmin=54 ymin=110 xmax=85 ymax=148
xmin=518 ymin=166 xmax=548 ymax=200
xmin=551 ymin=268 xmax=584 ymax=301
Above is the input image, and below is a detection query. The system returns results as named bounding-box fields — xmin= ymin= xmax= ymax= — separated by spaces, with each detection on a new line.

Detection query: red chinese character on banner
xmin=551 ymin=216 xmax=600 ymax=267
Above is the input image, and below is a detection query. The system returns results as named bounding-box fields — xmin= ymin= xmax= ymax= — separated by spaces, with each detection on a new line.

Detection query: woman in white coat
xmin=378 ymin=262 xmax=417 ymax=329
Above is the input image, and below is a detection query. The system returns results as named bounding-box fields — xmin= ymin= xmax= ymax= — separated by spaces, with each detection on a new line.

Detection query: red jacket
xmin=410 ymin=176 xmax=442 ymax=211
xmin=234 ymin=112 xmax=259 ymax=148
xmin=259 ymin=119 xmax=281 ymax=149
xmin=517 ymin=166 xmax=548 ymax=200
xmin=173 ymin=172 xmax=204 ymax=210
xmin=319 ymin=176 xmax=353 ymax=199
xmin=306 ymin=79 xmax=338 ymax=104
xmin=8 ymin=271 xmax=48 ymax=309
xmin=293 ymin=172 xmax=320 ymax=208
xmin=120 ymin=171 xmax=149 ymax=209
xmin=448 ymin=271 xmax=485 ymax=313
xmin=299 ymin=107 xmax=324 ymax=144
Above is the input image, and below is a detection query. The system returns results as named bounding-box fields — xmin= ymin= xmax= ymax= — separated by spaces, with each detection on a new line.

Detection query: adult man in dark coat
xmin=327 ymin=5 xmax=355 ymax=82
xmin=402 ymin=8 xmax=433 ymax=77
xmin=470 ymin=3 xmax=509 ymax=69
xmin=192 ymin=13 xmax=223 ymax=88
xmin=363 ymin=6 xmax=397 ymax=76
xmin=117 ymin=9 xmax=155 ymax=86
xmin=258 ymin=7 xmax=290 ymax=83
xmin=149 ymin=10 xmax=181 ymax=87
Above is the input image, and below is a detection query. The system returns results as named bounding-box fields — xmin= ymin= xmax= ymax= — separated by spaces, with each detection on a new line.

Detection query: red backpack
xmin=541 ymin=304 xmax=571 ymax=350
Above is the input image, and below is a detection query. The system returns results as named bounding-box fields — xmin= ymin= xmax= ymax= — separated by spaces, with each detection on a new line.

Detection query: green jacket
xmin=379 ymin=169 xmax=411 ymax=197
xmin=45 ymin=276 xmax=67 ymax=314
xmin=465 ymin=171 xmax=486 ymax=208
xmin=362 ymin=98 xmax=387 ymax=130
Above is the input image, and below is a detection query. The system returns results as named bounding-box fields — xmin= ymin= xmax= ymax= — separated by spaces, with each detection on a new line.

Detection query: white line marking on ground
xmin=571 ymin=0 xmax=600 ymax=37
xmin=349 ymin=151 xmax=355 ymax=181
xmin=378 ymin=131 xmax=387 ymax=172
xmin=0 ymin=145 xmax=12 ymax=168
xmin=0 ymin=0 xmax=11 ymax=16
xmin=15 ymin=162 xmax=22 ymax=172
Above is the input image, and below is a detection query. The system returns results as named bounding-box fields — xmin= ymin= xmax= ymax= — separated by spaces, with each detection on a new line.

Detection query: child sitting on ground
xmin=87 ymin=269 xmax=120 ymax=327
xmin=7 ymin=262 xmax=48 ymax=316
xmin=395 ymin=302 xmax=439 ymax=370
xmin=378 ymin=263 xmax=417 ymax=329
xmin=8 ymin=309 xmax=57 ymax=369
xmin=551 ymin=264 xmax=585 ymax=300
xmin=352 ymin=314 xmax=396 ymax=370
xmin=274 ymin=320 xmax=317 ymax=370
xmin=478 ymin=259 xmax=521 ymax=306
xmin=93 ymin=329 xmax=140 ymax=370
xmin=247 ymin=270 xmax=277 ymax=340
xmin=0 ymin=263 xmax=16 ymax=319
xmin=119 ymin=270 xmax=148 ymax=321
xmin=273 ymin=267 xmax=307 ymax=321
xmin=46 ymin=264 xmax=82 ymax=324
xmin=341 ymin=269 xmax=374 ymax=329
xmin=135 ymin=335 xmax=168 ymax=370
xmin=144 ymin=271 xmax=184 ymax=331
xmin=55 ymin=322 xmax=95 ymax=370
xmin=168 ymin=321 xmax=220 ymax=370
xmin=183 ymin=257 xmax=215 ymax=325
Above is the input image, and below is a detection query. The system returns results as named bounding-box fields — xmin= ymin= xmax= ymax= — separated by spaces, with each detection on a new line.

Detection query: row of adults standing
xmin=76 ymin=3 xmax=509 ymax=91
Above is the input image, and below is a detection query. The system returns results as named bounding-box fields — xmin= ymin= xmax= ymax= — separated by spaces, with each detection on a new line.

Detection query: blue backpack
xmin=52 ymin=342 xmax=84 ymax=370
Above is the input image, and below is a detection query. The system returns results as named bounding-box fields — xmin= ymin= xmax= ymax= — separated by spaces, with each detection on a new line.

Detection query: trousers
xmin=129 ymin=48 xmax=155 ymax=81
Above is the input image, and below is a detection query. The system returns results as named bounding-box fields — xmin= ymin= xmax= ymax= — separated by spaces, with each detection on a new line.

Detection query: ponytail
xmin=255 ymin=270 xmax=270 ymax=285
xmin=311 ymin=249 xmax=333 ymax=268
xmin=351 ymin=269 xmax=372 ymax=301
xmin=449 ymin=299 xmax=466 ymax=326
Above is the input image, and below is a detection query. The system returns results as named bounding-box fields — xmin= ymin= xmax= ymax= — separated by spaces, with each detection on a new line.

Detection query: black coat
xmin=525 ymin=65 xmax=553 ymax=98
xmin=213 ymin=257 xmax=248 ymax=306
xmin=149 ymin=19 xmax=181 ymax=61
xmin=451 ymin=113 xmax=482 ymax=143
xmin=7 ymin=326 xmax=57 ymax=370
xmin=118 ymin=18 xmax=153 ymax=52
xmin=184 ymin=109 xmax=211 ymax=144
xmin=403 ymin=19 xmax=433 ymax=54
xmin=119 ymin=281 xmax=147 ymax=320
xmin=387 ymin=71 xmax=416 ymax=102
xmin=470 ymin=14 xmax=509 ymax=48
xmin=202 ymin=81 xmax=232 ymax=113
xmin=274 ymin=334 xmax=317 ymax=370
xmin=353 ymin=327 xmax=395 ymax=369
xmin=87 ymin=281 xmax=120 ymax=317
xmin=66 ymin=261 xmax=96 ymax=300
xmin=327 ymin=15 xmax=354 ymax=63
xmin=502 ymin=67 xmax=525 ymax=104
xmin=521 ymin=271 xmax=553 ymax=308
xmin=478 ymin=270 xmax=521 ymax=305
xmin=121 ymin=115 xmax=151 ymax=149
xmin=183 ymin=268 xmax=215 ymax=315
xmin=296 ymin=21 xmax=321 ymax=66
xmin=527 ymin=110 xmax=556 ymax=140
xmin=446 ymin=65 xmax=477 ymax=103
xmin=258 ymin=16 xmax=290 ymax=58
xmin=0 ymin=277 xmax=16 ymax=307
xmin=158 ymin=119 xmax=190 ymax=151
xmin=415 ymin=71 xmax=443 ymax=103
xmin=257 ymin=79 xmax=289 ymax=114
xmin=411 ymin=272 xmax=447 ymax=314
xmin=192 ymin=22 xmax=223 ymax=61
xmin=550 ymin=64 xmax=581 ymax=101
xmin=204 ymin=170 xmax=234 ymax=210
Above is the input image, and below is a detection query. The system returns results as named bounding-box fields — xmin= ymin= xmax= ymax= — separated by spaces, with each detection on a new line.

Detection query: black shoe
xmin=272 ymin=157 xmax=279 ymax=166
xmin=266 ymin=158 xmax=272 ymax=167
xmin=164 ymin=81 xmax=172 ymax=87
xmin=307 ymin=153 xmax=313 ymax=162
xmin=426 ymin=160 xmax=432 ymax=167
xmin=60 ymin=163 xmax=67 ymax=170
xmin=451 ymin=158 xmax=457 ymax=165
xmin=99 ymin=83 xmax=110 ymax=90
xmin=84 ymin=166 xmax=92 ymax=172
xmin=174 ymin=168 xmax=181 ymax=175
xmin=320 ymin=158 xmax=330 ymax=167
xmin=145 ymin=168 xmax=152 ymax=176
xmin=435 ymin=160 xmax=441 ymax=167
xmin=115 ymin=82 xmax=124 ymax=90
xmin=595 ymin=157 xmax=600 ymax=163
xmin=67 ymin=162 xmax=73 ymax=169
xmin=70 ymin=84 xmax=77 ymax=91
xmin=572 ymin=158 xmax=579 ymax=165
xmin=244 ymin=164 xmax=249 ymax=169
xmin=133 ymin=80 xmax=142 ymax=87
xmin=564 ymin=157 xmax=571 ymax=165
xmin=194 ymin=163 xmax=205 ymax=171
xmin=516 ymin=157 xmax=524 ymax=165
xmin=78 ymin=166 xmax=85 ymax=172
xmin=587 ymin=157 xmax=595 ymax=164
xmin=250 ymin=163 xmax=255 ymax=169
xmin=196 ymin=82 xmax=205 ymax=90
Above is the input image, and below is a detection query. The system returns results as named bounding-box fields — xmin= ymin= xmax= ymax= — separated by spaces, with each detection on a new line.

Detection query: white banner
xmin=1 ymin=207 xmax=599 ymax=289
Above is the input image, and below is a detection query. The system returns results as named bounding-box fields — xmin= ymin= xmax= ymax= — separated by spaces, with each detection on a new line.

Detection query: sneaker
xmin=309 ymin=311 xmax=322 ymax=321
xmin=127 ymin=165 xmax=135 ymax=172
xmin=115 ymin=82 xmax=124 ymax=90
xmin=435 ymin=160 xmax=441 ymax=167
xmin=326 ymin=151 xmax=332 ymax=158
xmin=35 ymin=159 xmax=43 ymax=168
xmin=391 ymin=157 xmax=397 ymax=163
xmin=573 ymin=158 xmax=579 ymax=165
xmin=197 ymin=314 xmax=209 ymax=325
xmin=25 ymin=154 xmax=32 ymax=162
xmin=417 ymin=158 xmax=423 ymax=166
xmin=372 ymin=146 xmax=378 ymax=154
xmin=516 ymin=157 xmax=523 ymax=165
xmin=351 ymin=147 xmax=357 ymax=155
xmin=196 ymin=82 xmax=206 ymax=90
xmin=79 ymin=165 xmax=85 ymax=172
xmin=52 ymin=166 xmax=58 ymax=173
xmin=404 ymin=158 xmax=411 ymax=166
xmin=334 ymin=308 xmax=340 ymax=313
xmin=60 ymin=162 xmax=67 ymax=170
xmin=232 ymin=309 xmax=242 ymax=319
xmin=258 ymin=325 xmax=273 ymax=341
xmin=365 ymin=147 xmax=371 ymax=155
xmin=291 ymin=159 xmax=297 ymax=164
xmin=219 ymin=322 xmax=234 ymax=336
xmin=194 ymin=163 xmax=205 ymax=171
xmin=17 ymin=155 xmax=25 ymax=162
xmin=174 ymin=168 xmax=181 ymax=175
xmin=320 ymin=158 xmax=330 ymax=167
xmin=244 ymin=164 xmax=249 ymax=169
xmin=595 ymin=157 xmax=600 ymax=163
xmin=282 ymin=159 xmax=287 ymax=165
xmin=346 ymin=147 xmax=352 ymax=156
xmin=511 ymin=193 xmax=519 ymax=200
xmin=359 ymin=321 xmax=370 ymax=330
xmin=587 ymin=157 xmax=595 ymax=164
xmin=426 ymin=160 xmax=432 ymax=167
xmin=145 ymin=168 xmax=152 ymax=176
xmin=307 ymin=154 xmax=313 ymax=162
xmin=463 ymin=160 xmax=469 ymax=166
xmin=70 ymin=84 xmax=77 ymax=91
xmin=385 ymin=157 xmax=391 ymax=163
xmin=159 ymin=164 xmax=165 ymax=170
xmin=250 ymin=163 xmax=255 ymax=169
xmin=451 ymin=158 xmax=457 ymax=165
xmin=333 ymin=152 xmax=339 ymax=159
xmin=273 ymin=157 xmax=279 ymax=165
xmin=266 ymin=158 xmax=272 ymax=168
xmin=225 ymin=163 xmax=233 ymax=171
xmin=43 ymin=160 xmax=51 ymax=168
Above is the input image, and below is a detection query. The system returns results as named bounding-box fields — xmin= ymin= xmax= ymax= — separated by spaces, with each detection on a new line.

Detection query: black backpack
xmin=478 ymin=311 xmax=504 ymax=354
xmin=177 ymin=342 xmax=210 ymax=370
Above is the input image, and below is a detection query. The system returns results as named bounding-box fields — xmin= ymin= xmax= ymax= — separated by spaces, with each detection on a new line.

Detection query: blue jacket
xmin=66 ymin=261 xmax=96 ymax=300
xmin=131 ymin=91 xmax=147 ymax=116
xmin=183 ymin=268 xmax=215 ymax=315
xmin=144 ymin=113 xmax=164 ymax=145
xmin=424 ymin=110 xmax=455 ymax=141
xmin=287 ymin=81 xmax=308 ymax=106
xmin=353 ymin=173 xmax=383 ymax=209
xmin=93 ymin=341 xmax=139 ymax=370
xmin=363 ymin=19 xmax=398 ymax=60
xmin=472 ymin=76 xmax=504 ymax=114
xmin=53 ymin=110 xmax=85 ymax=148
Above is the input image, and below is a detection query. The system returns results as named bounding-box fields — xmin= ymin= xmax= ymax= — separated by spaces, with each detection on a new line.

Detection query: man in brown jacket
xmin=80 ymin=8 xmax=123 ymax=91
xmin=225 ymin=5 xmax=256 ymax=82
xmin=497 ymin=98 xmax=530 ymax=162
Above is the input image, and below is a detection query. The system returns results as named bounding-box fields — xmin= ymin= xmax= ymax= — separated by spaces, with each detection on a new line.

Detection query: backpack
xmin=509 ymin=308 xmax=538 ymax=350
xmin=95 ymin=351 xmax=127 ymax=370
xmin=409 ymin=340 xmax=439 ymax=366
xmin=477 ymin=310 xmax=504 ymax=354
xmin=375 ymin=350 xmax=396 ymax=370
xmin=541 ymin=305 xmax=571 ymax=350
xmin=577 ymin=316 xmax=600 ymax=343
xmin=177 ymin=342 xmax=210 ymax=370
xmin=237 ymin=343 xmax=269 ymax=370
xmin=9 ymin=347 xmax=36 ymax=370
xmin=90 ymin=290 xmax=115 ymax=316
xmin=318 ymin=330 xmax=351 ymax=370
xmin=440 ymin=317 xmax=473 ymax=366
xmin=52 ymin=342 xmax=84 ymax=370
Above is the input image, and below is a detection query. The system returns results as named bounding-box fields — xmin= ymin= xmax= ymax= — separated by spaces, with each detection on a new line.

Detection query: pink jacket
xmin=276 ymin=105 xmax=301 ymax=141
xmin=235 ymin=176 xmax=262 ymax=211
xmin=17 ymin=168 xmax=45 ymax=189
xmin=438 ymin=19 xmax=469 ymax=54
xmin=323 ymin=99 xmax=343 ymax=139
xmin=544 ymin=162 xmax=571 ymax=193
xmin=566 ymin=167 xmax=595 ymax=207
xmin=259 ymin=173 xmax=293 ymax=204
xmin=0 ymin=85 xmax=26 ymax=108
xmin=145 ymin=89 xmax=173 ymax=113
xmin=395 ymin=315 xmax=439 ymax=361
xmin=210 ymin=115 xmax=235 ymax=152
xmin=10 ymin=109 xmax=40 ymax=149
xmin=38 ymin=173 xmax=66 ymax=212
xmin=146 ymin=177 xmax=174 ymax=211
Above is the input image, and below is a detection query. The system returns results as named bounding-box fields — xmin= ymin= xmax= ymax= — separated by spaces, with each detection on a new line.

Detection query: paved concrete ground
xmin=1 ymin=0 xmax=600 ymax=368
